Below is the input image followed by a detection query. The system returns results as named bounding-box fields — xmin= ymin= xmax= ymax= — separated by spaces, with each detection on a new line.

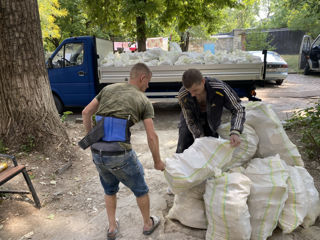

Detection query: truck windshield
xmin=52 ymin=43 xmax=84 ymax=68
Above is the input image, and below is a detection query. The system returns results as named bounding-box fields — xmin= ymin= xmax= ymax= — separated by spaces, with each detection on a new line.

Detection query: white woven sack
xmin=217 ymin=123 xmax=258 ymax=170
xmin=278 ymin=166 xmax=308 ymax=233
xmin=164 ymin=137 xmax=234 ymax=194
xmin=167 ymin=182 xmax=207 ymax=229
xmin=244 ymin=102 xmax=304 ymax=166
xmin=296 ymin=167 xmax=320 ymax=228
xmin=204 ymin=172 xmax=252 ymax=240
xmin=244 ymin=154 xmax=289 ymax=240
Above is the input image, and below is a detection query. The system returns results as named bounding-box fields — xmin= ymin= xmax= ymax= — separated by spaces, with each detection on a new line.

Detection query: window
xmin=52 ymin=43 xmax=84 ymax=68
xmin=312 ymin=36 xmax=320 ymax=49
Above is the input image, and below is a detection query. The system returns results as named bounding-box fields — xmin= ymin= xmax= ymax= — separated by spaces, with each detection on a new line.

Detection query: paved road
xmin=255 ymin=74 xmax=320 ymax=120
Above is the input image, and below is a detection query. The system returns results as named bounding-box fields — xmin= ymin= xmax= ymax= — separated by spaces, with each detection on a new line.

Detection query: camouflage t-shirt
xmin=95 ymin=83 xmax=154 ymax=149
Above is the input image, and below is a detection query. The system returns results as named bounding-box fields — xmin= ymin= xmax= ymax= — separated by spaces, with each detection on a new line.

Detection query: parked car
xmin=248 ymin=51 xmax=288 ymax=85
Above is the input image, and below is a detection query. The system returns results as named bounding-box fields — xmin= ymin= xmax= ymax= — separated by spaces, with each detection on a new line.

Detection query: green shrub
xmin=61 ymin=111 xmax=73 ymax=123
xmin=245 ymin=29 xmax=276 ymax=51
xmin=285 ymin=101 xmax=320 ymax=160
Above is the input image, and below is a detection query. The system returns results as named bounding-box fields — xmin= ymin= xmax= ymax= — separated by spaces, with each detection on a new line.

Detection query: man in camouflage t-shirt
xmin=82 ymin=63 xmax=165 ymax=239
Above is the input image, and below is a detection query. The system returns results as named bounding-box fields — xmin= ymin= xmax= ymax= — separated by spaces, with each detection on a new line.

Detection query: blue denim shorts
xmin=92 ymin=150 xmax=149 ymax=197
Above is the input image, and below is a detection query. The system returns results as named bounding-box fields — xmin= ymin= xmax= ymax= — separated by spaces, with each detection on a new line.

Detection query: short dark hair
xmin=130 ymin=63 xmax=152 ymax=79
xmin=182 ymin=69 xmax=203 ymax=88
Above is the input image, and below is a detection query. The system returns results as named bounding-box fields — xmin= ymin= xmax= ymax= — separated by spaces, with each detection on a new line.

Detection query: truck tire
xmin=304 ymin=63 xmax=311 ymax=75
xmin=275 ymin=79 xmax=283 ymax=85
xmin=53 ymin=95 xmax=63 ymax=114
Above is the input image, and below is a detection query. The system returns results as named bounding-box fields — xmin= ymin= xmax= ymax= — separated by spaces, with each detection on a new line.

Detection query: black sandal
xmin=107 ymin=219 xmax=119 ymax=240
xmin=143 ymin=216 xmax=160 ymax=235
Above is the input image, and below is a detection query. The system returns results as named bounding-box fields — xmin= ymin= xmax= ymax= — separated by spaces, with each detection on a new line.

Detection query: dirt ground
xmin=1 ymin=74 xmax=320 ymax=240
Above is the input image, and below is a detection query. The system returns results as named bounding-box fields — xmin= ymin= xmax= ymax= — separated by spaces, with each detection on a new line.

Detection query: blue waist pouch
xmin=95 ymin=115 xmax=130 ymax=142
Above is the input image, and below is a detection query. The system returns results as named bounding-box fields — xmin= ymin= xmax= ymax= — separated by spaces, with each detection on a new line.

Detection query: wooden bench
xmin=0 ymin=153 xmax=41 ymax=208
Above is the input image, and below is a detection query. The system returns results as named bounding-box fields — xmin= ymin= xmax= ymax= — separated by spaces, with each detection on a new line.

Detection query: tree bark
xmin=0 ymin=0 xmax=70 ymax=153
xmin=136 ymin=15 xmax=147 ymax=52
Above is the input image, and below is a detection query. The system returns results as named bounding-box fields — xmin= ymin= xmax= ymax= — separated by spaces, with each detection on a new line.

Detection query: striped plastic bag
xmin=244 ymin=102 xmax=304 ymax=166
xmin=217 ymin=123 xmax=258 ymax=170
xmin=204 ymin=172 xmax=252 ymax=240
xmin=244 ymin=154 xmax=289 ymax=240
xmin=167 ymin=181 xmax=207 ymax=229
xmin=296 ymin=167 xmax=320 ymax=228
xmin=278 ymin=166 xmax=308 ymax=233
xmin=164 ymin=137 xmax=234 ymax=194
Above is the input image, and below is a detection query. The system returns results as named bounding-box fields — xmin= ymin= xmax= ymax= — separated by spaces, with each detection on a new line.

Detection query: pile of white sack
xmin=164 ymin=102 xmax=320 ymax=240
xmin=100 ymin=42 xmax=262 ymax=67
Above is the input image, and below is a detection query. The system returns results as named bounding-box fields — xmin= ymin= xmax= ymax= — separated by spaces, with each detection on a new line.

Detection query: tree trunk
xmin=136 ymin=15 xmax=147 ymax=52
xmin=180 ymin=31 xmax=190 ymax=52
xmin=0 ymin=0 xmax=70 ymax=154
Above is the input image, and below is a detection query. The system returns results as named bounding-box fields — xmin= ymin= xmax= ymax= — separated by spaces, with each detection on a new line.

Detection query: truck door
xmin=298 ymin=35 xmax=311 ymax=69
xmin=309 ymin=34 xmax=320 ymax=69
xmin=48 ymin=41 xmax=94 ymax=108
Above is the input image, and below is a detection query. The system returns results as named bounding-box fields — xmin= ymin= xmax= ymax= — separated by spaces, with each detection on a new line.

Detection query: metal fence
xmin=266 ymin=29 xmax=305 ymax=55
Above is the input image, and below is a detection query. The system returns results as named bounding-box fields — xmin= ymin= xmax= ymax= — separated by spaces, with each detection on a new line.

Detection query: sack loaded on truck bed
xmin=47 ymin=36 xmax=266 ymax=113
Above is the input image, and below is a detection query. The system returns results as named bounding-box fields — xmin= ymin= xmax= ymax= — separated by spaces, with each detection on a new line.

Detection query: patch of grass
xmin=281 ymin=54 xmax=303 ymax=73
xmin=285 ymin=101 xmax=320 ymax=161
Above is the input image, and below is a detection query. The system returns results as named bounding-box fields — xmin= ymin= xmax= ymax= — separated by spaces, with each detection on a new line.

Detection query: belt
xmin=91 ymin=148 xmax=126 ymax=156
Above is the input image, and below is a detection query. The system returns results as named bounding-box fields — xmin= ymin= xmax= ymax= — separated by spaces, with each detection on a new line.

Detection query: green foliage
xmin=261 ymin=0 xmax=320 ymax=38
xmin=281 ymin=55 xmax=302 ymax=73
xmin=245 ymin=29 xmax=276 ymax=51
xmin=220 ymin=0 xmax=260 ymax=33
xmin=38 ymin=0 xmax=68 ymax=51
xmin=39 ymin=0 xmax=110 ymax=51
xmin=28 ymin=172 xmax=36 ymax=180
xmin=161 ymin=0 xmax=239 ymax=33
xmin=20 ymin=135 xmax=36 ymax=153
xmin=61 ymin=111 xmax=73 ymax=123
xmin=0 ymin=140 xmax=8 ymax=154
xmin=285 ymin=101 xmax=320 ymax=161
xmin=82 ymin=0 xmax=239 ymax=50
xmin=286 ymin=3 xmax=320 ymax=38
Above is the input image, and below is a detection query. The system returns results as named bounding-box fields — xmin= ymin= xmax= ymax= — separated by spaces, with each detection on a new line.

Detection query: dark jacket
xmin=178 ymin=77 xmax=245 ymax=139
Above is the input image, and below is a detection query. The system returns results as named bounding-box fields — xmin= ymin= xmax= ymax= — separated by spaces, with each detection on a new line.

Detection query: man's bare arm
xmin=82 ymin=98 xmax=99 ymax=133
xmin=143 ymin=118 xmax=165 ymax=171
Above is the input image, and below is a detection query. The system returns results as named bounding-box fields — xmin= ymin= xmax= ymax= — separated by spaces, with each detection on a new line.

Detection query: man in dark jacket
xmin=176 ymin=68 xmax=245 ymax=153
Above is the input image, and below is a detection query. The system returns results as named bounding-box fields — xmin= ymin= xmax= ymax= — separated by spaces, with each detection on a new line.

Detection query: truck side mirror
xmin=47 ymin=58 xmax=53 ymax=69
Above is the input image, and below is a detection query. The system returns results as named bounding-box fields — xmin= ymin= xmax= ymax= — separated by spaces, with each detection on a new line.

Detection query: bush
xmin=285 ymin=101 xmax=320 ymax=161
xmin=245 ymin=29 xmax=276 ymax=51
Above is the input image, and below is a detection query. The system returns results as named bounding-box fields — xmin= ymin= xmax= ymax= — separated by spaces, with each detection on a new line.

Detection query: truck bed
xmin=98 ymin=63 xmax=264 ymax=98
xmin=98 ymin=63 xmax=264 ymax=83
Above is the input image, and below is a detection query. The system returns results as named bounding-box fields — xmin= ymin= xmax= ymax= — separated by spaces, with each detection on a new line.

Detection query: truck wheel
xmin=304 ymin=63 xmax=311 ymax=75
xmin=53 ymin=95 xmax=63 ymax=114
xmin=275 ymin=80 xmax=283 ymax=85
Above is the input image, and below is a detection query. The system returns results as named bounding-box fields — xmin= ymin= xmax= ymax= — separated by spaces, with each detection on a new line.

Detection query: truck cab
xmin=47 ymin=36 xmax=113 ymax=113
xmin=299 ymin=34 xmax=320 ymax=75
